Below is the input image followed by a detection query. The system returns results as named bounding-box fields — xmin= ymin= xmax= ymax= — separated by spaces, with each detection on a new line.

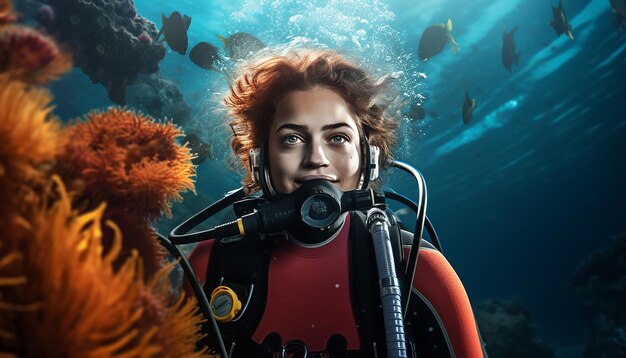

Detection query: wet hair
xmin=224 ymin=48 xmax=398 ymax=194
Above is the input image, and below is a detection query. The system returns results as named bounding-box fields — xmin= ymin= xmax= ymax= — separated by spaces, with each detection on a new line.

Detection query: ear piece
xmin=368 ymin=145 xmax=380 ymax=181
xmin=249 ymin=144 xmax=276 ymax=196
xmin=249 ymin=148 xmax=261 ymax=184
xmin=359 ymin=135 xmax=380 ymax=189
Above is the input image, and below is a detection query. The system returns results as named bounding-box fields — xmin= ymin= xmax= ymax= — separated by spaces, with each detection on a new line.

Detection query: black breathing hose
xmin=169 ymin=188 xmax=246 ymax=245
xmin=367 ymin=208 xmax=408 ymax=358
xmin=383 ymin=191 xmax=442 ymax=253
xmin=388 ymin=161 xmax=428 ymax=319
xmin=157 ymin=234 xmax=229 ymax=358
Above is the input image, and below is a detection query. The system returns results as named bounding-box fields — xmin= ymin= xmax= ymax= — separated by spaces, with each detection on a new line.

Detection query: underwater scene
xmin=2 ymin=0 xmax=625 ymax=356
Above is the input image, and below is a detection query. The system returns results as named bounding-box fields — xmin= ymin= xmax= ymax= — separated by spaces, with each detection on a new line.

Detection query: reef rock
xmin=569 ymin=233 xmax=626 ymax=357
xmin=126 ymin=73 xmax=191 ymax=126
xmin=475 ymin=299 xmax=555 ymax=358
xmin=37 ymin=0 xmax=166 ymax=104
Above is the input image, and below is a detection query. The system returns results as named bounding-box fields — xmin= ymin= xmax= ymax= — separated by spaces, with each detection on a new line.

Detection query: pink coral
xmin=137 ymin=31 xmax=152 ymax=44
xmin=0 ymin=25 xmax=72 ymax=84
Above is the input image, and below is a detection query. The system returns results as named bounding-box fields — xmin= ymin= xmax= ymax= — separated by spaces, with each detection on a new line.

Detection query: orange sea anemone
xmin=57 ymin=108 xmax=195 ymax=275
xmin=104 ymin=209 xmax=165 ymax=280
xmin=137 ymin=263 xmax=212 ymax=358
xmin=0 ymin=25 xmax=72 ymax=84
xmin=0 ymin=75 xmax=65 ymax=219
xmin=59 ymin=108 xmax=195 ymax=221
xmin=0 ymin=176 xmax=209 ymax=357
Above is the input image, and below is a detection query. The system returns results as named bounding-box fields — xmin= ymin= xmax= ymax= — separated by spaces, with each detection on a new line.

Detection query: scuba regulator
xmin=159 ymin=161 xmax=440 ymax=358
xmin=169 ymin=179 xmax=385 ymax=245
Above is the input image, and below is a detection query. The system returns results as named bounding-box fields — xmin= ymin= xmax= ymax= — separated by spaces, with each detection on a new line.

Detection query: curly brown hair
xmin=224 ymin=48 xmax=398 ymax=194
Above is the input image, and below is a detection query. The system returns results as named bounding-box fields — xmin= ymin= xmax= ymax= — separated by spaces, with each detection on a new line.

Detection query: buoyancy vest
xmin=187 ymin=211 xmax=486 ymax=357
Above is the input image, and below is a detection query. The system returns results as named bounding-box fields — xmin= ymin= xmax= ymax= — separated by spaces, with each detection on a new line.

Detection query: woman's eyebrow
xmin=274 ymin=122 xmax=355 ymax=134
xmin=275 ymin=123 xmax=307 ymax=133
xmin=321 ymin=122 xmax=354 ymax=131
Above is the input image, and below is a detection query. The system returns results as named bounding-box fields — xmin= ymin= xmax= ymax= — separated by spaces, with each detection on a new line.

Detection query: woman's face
xmin=268 ymin=87 xmax=362 ymax=194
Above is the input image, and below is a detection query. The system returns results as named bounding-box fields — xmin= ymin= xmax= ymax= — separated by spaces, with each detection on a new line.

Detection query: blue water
xmin=46 ymin=0 xmax=626 ymax=351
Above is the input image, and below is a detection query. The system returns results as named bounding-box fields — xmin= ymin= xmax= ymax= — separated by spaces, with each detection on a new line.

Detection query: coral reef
xmin=475 ymin=299 xmax=555 ymax=358
xmin=0 ymin=3 xmax=210 ymax=355
xmin=0 ymin=26 xmax=72 ymax=84
xmin=0 ymin=178 xmax=207 ymax=357
xmin=56 ymin=108 xmax=196 ymax=276
xmin=36 ymin=0 xmax=166 ymax=104
xmin=0 ymin=75 xmax=65 ymax=219
xmin=126 ymin=73 xmax=192 ymax=127
xmin=59 ymin=108 xmax=195 ymax=220
xmin=569 ymin=233 xmax=626 ymax=357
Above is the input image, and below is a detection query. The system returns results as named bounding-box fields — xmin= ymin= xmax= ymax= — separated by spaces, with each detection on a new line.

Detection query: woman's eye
xmin=330 ymin=135 xmax=348 ymax=144
xmin=283 ymin=135 xmax=301 ymax=144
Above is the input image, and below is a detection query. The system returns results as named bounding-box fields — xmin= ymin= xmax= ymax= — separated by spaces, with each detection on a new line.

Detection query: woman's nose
xmin=303 ymin=142 xmax=330 ymax=167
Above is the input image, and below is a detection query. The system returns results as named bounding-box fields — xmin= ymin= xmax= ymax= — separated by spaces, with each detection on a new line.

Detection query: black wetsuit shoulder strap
xmin=203 ymin=235 xmax=277 ymax=356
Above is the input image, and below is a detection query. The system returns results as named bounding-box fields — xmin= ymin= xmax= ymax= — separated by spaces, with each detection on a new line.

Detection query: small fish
xmin=189 ymin=42 xmax=222 ymax=72
xmin=36 ymin=5 xmax=55 ymax=24
xmin=394 ymin=208 xmax=412 ymax=217
xmin=217 ymin=32 xmax=266 ymax=61
xmin=407 ymin=102 xmax=426 ymax=120
xmin=462 ymin=91 xmax=476 ymax=125
xmin=550 ymin=0 xmax=574 ymax=40
xmin=502 ymin=26 xmax=520 ymax=72
xmin=106 ymin=77 xmax=129 ymax=105
xmin=610 ymin=0 xmax=626 ymax=30
xmin=157 ymin=11 xmax=191 ymax=55
xmin=418 ymin=18 xmax=459 ymax=62
xmin=184 ymin=133 xmax=213 ymax=165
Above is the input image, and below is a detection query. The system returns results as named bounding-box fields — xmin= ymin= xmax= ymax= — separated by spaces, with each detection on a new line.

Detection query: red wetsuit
xmin=188 ymin=213 xmax=485 ymax=357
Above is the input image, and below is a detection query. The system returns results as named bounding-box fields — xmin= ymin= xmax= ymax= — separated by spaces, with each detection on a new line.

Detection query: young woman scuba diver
xmin=166 ymin=49 xmax=487 ymax=357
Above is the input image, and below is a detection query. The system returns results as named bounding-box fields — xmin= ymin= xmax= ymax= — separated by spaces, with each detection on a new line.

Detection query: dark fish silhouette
xmin=610 ymin=0 xmax=626 ymax=30
xmin=550 ymin=0 xmax=574 ymax=40
xmin=502 ymin=26 xmax=520 ymax=72
xmin=157 ymin=12 xmax=191 ymax=55
xmin=418 ymin=18 xmax=459 ymax=62
xmin=217 ymin=32 xmax=266 ymax=61
xmin=184 ymin=133 xmax=213 ymax=165
xmin=106 ymin=78 xmax=129 ymax=105
xmin=407 ymin=102 xmax=426 ymax=120
xmin=189 ymin=42 xmax=222 ymax=71
xmin=462 ymin=91 xmax=476 ymax=125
